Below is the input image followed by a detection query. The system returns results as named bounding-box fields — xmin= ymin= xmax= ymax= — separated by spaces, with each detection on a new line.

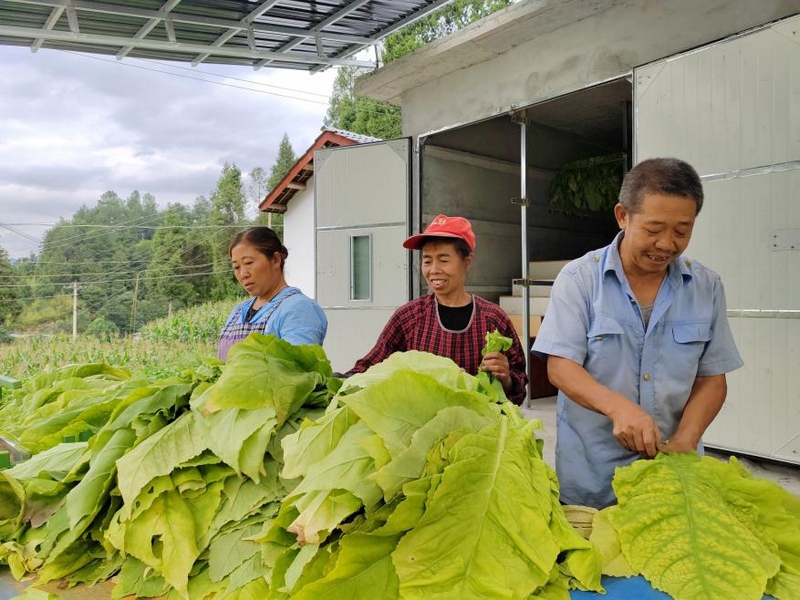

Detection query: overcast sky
xmin=0 ymin=44 xmax=339 ymax=259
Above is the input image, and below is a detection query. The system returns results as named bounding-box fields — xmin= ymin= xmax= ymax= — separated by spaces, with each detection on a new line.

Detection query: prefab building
xmin=315 ymin=0 xmax=800 ymax=465
xmin=259 ymin=128 xmax=380 ymax=299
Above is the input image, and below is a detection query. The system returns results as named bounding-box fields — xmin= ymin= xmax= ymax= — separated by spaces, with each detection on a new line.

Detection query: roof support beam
xmin=260 ymin=0 xmax=372 ymax=68
xmin=191 ymin=0 xmax=281 ymax=66
xmin=3 ymin=0 xmax=456 ymax=71
xmin=310 ymin=0 xmax=456 ymax=73
xmin=116 ymin=0 xmax=182 ymax=60
xmin=243 ymin=0 xmax=281 ymax=23
xmin=65 ymin=0 xmax=79 ymax=33
xmin=31 ymin=4 xmax=63 ymax=51
xmin=164 ymin=16 xmax=176 ymax=43
xmin=9 ymin=0 xmax=377 ymax=45
xmin=191 ymin=27 xmax=239 ymax=66
xmin=0 ymin=23 xmax=376 ymax=67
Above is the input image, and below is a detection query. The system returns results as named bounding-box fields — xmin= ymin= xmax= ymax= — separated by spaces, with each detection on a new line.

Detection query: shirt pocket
xmin=587 ymin=316 xmax=625 ymax=340
xmin=585 ymin=316 xmax=626 ymax=370
xmin=670 ymin=322 xmax=712 ymax=378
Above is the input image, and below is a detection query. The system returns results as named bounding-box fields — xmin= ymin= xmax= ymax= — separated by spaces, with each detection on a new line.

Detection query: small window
xmin=350 ymin=234 xmax=372 ymax=301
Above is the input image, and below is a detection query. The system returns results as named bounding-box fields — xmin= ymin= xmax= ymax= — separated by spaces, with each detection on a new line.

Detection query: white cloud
xmin=0 ymin=45 xmax=337 ymax=258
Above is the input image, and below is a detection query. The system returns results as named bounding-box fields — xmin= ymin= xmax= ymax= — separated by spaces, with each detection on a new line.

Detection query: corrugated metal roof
xmin=0 ymin=0 xmax=455 ymax=72
xmin=322 ymin=126 xmax=380 ymax=144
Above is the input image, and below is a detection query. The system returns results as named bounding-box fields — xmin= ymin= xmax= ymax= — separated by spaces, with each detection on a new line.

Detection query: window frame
xmin=349 ymin=233 xmax=373 ymax=302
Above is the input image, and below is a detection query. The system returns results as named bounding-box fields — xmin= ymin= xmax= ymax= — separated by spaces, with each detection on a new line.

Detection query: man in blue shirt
xmin=532 ymin=158 xmax=743 ymax=508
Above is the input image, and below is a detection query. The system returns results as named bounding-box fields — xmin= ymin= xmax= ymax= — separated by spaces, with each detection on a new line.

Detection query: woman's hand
xmin=480 ymin=351 xmax=512 ymax=391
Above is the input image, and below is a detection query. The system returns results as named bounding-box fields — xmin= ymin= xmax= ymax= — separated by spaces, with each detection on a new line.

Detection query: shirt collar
xmin=602 ymin=231 xmax=693 ymax=286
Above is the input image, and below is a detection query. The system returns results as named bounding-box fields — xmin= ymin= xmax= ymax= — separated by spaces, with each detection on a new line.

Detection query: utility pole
xmin=130 ymin=271 xmax=143 ymax=335
xmin=72 ymin=282 xmax=78 ymax=338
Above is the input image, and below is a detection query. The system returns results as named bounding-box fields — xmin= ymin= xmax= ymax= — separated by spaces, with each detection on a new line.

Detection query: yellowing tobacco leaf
xmin=588 ymin=506 xmax=635 ymax=578
xmin=609 ymin=453 xmax=781 ymax=600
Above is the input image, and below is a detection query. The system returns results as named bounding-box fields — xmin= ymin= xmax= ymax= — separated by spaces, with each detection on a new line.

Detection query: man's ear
xmin=614 ymin=203 xmax=628 ymax=230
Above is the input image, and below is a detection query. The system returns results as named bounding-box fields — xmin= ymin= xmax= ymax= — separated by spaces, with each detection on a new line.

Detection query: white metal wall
xmin=635 ymin=15 xmax=800 ymax=463
xmin=282 ymin=184 xmax=316 ymax=299
xmin=315 ymin=140 xmax=411 ymax=373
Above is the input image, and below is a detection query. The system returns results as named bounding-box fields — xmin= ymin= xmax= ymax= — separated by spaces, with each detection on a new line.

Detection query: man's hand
xmin=657 ymin=437 xmax=696 ymax=454
xmin=547 ymin=356 xmax=665 ymax=457
xmin=608 ymin=400 xmax=663 ymax=458
xmin=657 ymin=375 xmax=728 ymax=455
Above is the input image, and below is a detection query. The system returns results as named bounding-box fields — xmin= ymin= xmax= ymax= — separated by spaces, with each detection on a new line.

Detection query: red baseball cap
xmin=402 ymin=214 xmax=476 ymax=251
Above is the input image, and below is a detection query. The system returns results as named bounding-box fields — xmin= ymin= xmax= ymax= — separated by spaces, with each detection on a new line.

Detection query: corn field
xmin=0 ymin=301 xmax=236 ymax=381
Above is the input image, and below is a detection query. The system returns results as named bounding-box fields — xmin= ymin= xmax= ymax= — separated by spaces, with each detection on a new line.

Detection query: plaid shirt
xmin=348 ymin=294 xmax=528 ymax=404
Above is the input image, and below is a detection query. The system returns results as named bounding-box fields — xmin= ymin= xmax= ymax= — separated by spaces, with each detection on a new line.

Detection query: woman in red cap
xmin=345 ymin=214 xmax=529 ymax=404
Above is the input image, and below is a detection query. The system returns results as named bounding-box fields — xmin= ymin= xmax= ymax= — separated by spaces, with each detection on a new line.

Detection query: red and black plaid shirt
xmin=348 ymin=294 xmax=529 ymax=404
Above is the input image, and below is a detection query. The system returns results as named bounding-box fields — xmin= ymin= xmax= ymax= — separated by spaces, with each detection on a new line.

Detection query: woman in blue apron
xmin=217 ymin=227 xmax=328 ymax=360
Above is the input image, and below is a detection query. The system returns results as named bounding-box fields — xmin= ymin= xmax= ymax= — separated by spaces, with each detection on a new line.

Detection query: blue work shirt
xmin=217 ymin=286 xmax=328 ymax=360
xmin=532 ymin=232 xmax=743 ymax=508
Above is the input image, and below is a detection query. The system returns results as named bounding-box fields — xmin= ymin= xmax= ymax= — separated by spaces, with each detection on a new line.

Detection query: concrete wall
xmin=384 ymin=0 xmax=799 ymax=138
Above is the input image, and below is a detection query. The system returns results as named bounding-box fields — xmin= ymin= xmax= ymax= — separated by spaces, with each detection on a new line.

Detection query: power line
xmin=69 ymin=51 xmax=332 ymax=106
xmin=0 ymin=222 xmax=41 ymax=243
xmin=1 ymin=218 xmax=266 ymax=255
xmin=139 ymin=57 xmax=333 ymax=99
xmin=64 ymin=51 xmax=404 ymax=119
xmin=0 ymin=261 xmax=218 ymax=279
xmin=1 ymin=220 xmax=252 ymax=275
xmin=33 ymin=213 xmax=158 ymax=252
xmin=3 ymin=223 xmax=254 ymax=230
xmin=0 ymin=268 xmax=230 ymax=289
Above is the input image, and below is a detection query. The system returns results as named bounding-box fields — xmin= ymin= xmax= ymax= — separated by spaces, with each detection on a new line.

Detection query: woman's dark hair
xmin=619 ymin=158 xmax=704 ymax=215
xmin=228 ymin=227 xmax=288 ymax=270
xmin=420 ymin=236 xmax=473 ymax=259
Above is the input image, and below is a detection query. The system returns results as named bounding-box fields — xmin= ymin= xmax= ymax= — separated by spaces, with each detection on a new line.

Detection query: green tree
xmin=261 ymin=136 xmax=298 ymax=234
xmin=0 ymin=246 xmax=22 ymax=325
xmin=324 ymin=0 xmax=512 ymax=138
xmin=267 ymin=134 xmax=298 ymax=191
xmin=192 ymin=195 xmax=212 ymax=223
xmin=210 ymin=165 xmax=246 ymax=226
xmin=26 ymin=190 xmax=161 ymax=330
xmin=324 ymin=66 xmax=401 ymax=139
xmin=247 ymin=166 xmax=276 ymax=227
xmin=247 ymin=166 xmax=269 ymax=209
xmin=209 ymin=163 xmax=247 ymax=298
xmin=146 ymin=203 xmax=214 ymax=309
xmin=382 ymin=0 xmax=513 ymax=63
xmin=85 ymin=316 xmax=119 ymax=341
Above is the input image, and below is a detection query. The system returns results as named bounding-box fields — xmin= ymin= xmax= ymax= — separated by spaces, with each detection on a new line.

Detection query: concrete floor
xmin=522 ymin=395 xmax=800 ymax=498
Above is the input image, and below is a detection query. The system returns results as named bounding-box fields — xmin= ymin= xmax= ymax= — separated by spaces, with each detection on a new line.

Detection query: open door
xmin=635 ymin=15 xmax=800 ymax=463
xmin=314 ymin=139 xmax=412 ymax=373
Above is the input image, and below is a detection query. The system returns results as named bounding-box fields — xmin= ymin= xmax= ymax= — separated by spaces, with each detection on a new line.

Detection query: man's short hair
xmin=619 ymin=158 xmax=704 ymax=215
